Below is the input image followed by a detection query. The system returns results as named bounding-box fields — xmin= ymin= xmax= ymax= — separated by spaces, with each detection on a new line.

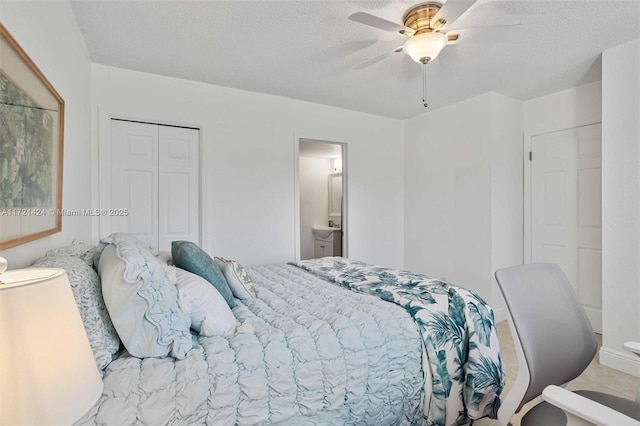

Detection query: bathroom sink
xmin=312 ymin=227 xmax=340 ymax=238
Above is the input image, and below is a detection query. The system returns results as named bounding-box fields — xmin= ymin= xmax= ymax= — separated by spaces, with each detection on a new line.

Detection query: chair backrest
xmin=495 ymin=263 xmax=597 ymax=409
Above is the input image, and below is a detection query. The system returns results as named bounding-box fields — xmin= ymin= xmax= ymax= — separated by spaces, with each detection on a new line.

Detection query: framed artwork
xmin=0 ymin=24 xmax=64 ymax=250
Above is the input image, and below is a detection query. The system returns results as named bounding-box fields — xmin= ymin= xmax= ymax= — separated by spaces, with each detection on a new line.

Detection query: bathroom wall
xmin=299 ymin=157 xmax=331 ymax=260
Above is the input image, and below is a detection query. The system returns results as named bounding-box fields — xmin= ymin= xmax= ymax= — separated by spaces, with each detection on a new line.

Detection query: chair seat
xmin=521 ymin=390 xmax=640 ymax=426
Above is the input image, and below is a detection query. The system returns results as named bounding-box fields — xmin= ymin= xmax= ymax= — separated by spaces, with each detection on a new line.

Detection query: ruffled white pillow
xmin=214 ymin=257 xmax=257 ymax=300
xmin=174 ymin=267 xmax=237 ymax=337
xmin=98 ymin=237 xmax=192 ymax=360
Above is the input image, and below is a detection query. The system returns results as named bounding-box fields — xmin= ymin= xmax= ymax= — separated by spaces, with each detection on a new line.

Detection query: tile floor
xmin=474 ymin=321 xmax=640 ymax=425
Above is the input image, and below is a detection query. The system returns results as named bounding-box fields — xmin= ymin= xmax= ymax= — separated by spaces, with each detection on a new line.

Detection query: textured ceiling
xmin=71 ymin=0 xmax=640 ymax=119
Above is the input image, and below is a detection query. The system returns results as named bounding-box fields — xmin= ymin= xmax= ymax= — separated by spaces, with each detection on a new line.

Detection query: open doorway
xmin=297 ymin=139 xmax=346 ymax=260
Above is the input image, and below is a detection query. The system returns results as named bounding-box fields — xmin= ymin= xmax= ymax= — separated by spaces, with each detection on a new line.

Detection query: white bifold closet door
xmin=108 ymin=119 xmax=199 ymax=252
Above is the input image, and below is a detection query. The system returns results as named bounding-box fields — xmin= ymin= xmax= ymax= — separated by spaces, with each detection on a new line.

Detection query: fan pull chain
xmin=422 ymin=62 xmax=428 ymax=108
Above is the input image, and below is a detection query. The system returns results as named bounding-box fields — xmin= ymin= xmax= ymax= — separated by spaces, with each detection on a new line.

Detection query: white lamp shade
xmin=403 ymin=32 xmax=448 ymax=63
xmin=0 ymin=268 xmax=103 ymax=425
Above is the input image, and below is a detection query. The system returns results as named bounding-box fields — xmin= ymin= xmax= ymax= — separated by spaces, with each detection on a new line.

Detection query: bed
xmin=32 ymin=237 xmax=504 ymax=426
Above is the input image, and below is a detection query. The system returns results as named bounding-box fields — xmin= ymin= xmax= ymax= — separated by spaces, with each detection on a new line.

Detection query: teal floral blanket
xmin=292 ymin=257 xmax=505 ymax=426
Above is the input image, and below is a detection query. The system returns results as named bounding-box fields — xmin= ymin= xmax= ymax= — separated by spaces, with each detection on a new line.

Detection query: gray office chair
xmin=494 ymin=263 xmax=640 ymax=425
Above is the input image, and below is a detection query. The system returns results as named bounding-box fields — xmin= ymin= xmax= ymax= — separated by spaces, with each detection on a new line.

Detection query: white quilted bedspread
xmin=76 ymin=264 xmax=426 ymax=426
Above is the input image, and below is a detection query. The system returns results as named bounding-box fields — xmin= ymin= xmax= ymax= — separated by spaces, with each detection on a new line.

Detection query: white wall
xmin=405 ymin=94 xmax=491 ymax=294
xmin=601 ymin=38 xmax=640 ymax=377
xmin=0 ymin=1 xmax=93 ymax=268
xmin=490 ymin=94 xmax=524 ymax=315
xmin=404 ymin=92 xmax=522 ymax=315
xmin=523 ymin=82 xmax=602 ymax=136
xmin=91 ymin=64 xmax=404 ymax=268
xmin=299 ymin=156 xmax=330 ymax=260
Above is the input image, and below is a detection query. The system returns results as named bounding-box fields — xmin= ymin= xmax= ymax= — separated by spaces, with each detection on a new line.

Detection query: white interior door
xmin=108 ymin=120 xmax=199 ymax=252
xmin=531 ymin=123 xmax=602 ymax=332
xmin=110 ymin=120 xmax=159 ymax=250
xmin=158 ymin=126 xmax=199 ymax=250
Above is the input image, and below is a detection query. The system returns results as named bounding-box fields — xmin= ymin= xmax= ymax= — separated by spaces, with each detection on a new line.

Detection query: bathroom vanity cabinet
xmin=314 ymin=229 xmax=342 ymax=258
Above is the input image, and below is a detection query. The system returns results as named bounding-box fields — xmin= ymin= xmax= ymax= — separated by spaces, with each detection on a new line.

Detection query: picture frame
xmin=0 ymin=24 xmax=64 ymax=250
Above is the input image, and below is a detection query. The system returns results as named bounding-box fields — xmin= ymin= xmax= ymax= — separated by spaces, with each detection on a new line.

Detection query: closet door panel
xmin=158 ymin=126 xmax=200 ymax=250
xmin=110 ymin=120 xmax=159 ymax=250
xmin=124 ymin=171 xmax=155 ymax=239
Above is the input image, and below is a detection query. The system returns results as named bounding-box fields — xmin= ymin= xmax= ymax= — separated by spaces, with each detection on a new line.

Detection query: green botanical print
xmin=293 ymin=257 xmax=506 ymax=426
xmin=0 ymin=72 xmax=54 ymax=208
xmin=468 ymin=298 xmax=494 ymax=347
xmin=426 ymin=311 xmax=463 ymax=350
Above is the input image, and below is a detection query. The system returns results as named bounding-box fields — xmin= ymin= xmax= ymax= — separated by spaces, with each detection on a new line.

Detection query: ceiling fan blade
xmin=352 ymin=46 xmax=403 ymax=70
xmin=349 ymin=12 xmax=415 ymax=36
xmin=431 ymin=0 xmax=478 ymax=31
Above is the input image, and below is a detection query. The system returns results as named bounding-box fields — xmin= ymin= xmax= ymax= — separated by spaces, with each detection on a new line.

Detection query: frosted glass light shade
xmin=0 ymin=268 xmax=103 ymax=425
xmin=403 ymin=32 xmax=448 ymax=63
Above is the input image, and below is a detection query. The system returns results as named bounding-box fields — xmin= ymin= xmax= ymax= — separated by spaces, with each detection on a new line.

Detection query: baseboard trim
xmin=599 ymin=346 xmax=640 ymax=378
xmin=493 ymin=307 xmax=507 ymax=323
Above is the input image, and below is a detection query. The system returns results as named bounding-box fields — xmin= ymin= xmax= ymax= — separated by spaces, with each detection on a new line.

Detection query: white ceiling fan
xmin=349 ymin=0 xmax=518 ymax=107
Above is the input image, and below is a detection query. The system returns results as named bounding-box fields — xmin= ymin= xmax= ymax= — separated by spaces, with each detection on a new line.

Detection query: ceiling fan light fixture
xmin=403 ymin=32 xmax=448 ymax=64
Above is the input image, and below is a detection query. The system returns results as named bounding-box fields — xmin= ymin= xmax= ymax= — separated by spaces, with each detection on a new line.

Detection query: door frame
xmin=294 ymin=136 xmax=348 ymax=261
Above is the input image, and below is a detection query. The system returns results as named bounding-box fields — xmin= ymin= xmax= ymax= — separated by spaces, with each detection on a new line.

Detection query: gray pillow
xmin=171 ymin=241 xmax=235 ymax=308
xmin=32 ymin=255 xmax=120 ymax=371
